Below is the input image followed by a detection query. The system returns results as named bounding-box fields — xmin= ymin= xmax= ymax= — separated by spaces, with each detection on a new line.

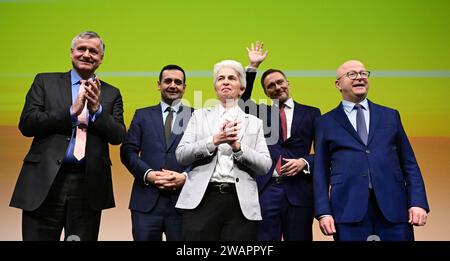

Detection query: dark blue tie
xmin=354 ymin=104 xmax=368 ymax=145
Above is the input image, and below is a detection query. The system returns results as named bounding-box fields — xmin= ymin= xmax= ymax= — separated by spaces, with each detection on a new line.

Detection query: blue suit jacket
xmin=241 ymin=72 xmax=321 ymax=207
xmin=314 ymin=100 xmax=429 ymax=223
xmin=120 ymin=104 xmax=192 ymax=212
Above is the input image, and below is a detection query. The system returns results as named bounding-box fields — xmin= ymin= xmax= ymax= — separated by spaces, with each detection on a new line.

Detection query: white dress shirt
xmin=272 ymin=98 xmax=310 ymax=176
xmin=209 ymin=104 xmax=240 ymax=183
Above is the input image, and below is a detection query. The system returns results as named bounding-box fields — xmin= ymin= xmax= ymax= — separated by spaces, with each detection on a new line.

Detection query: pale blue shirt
xmin=341 ymin=98 xmax=370 ymax=132
xmin=63 ymin=69 xmax=102 ymax=164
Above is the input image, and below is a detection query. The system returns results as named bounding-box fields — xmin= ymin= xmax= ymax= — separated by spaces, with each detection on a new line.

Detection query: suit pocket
xmin=23 ymin=153 xmax=41 ymax=163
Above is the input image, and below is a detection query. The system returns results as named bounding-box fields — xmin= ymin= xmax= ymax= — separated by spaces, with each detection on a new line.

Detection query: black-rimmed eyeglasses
xmin=337 ymin=70 xmax=371 ymax=80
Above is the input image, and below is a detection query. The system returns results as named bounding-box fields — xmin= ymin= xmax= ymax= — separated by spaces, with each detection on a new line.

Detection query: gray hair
xmin=213 ymin=60 xmax=246 ymax=90
xmin=71 ymin=31 xmax=105 ymax=53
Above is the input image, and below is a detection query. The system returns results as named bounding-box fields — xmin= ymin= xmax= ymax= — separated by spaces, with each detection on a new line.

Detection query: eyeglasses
xmin=337 ymin=70 xmax=371 ymax=80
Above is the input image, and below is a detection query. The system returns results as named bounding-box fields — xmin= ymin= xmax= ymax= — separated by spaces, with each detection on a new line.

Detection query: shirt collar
xmin=217 ymin=103 xmax=240 ymax=117
xmin=160 ymin=100 xmax=182 ymax=113
xmin=273 ymin=97 xmax=294 ymax=109
xmin=70 ymin=69 xmax=82 ymax=86
xmin=342 ymin=98 xmax=369 ymax=113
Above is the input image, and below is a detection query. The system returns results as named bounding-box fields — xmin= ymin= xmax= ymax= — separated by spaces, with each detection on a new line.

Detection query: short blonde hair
xmin=213 ymin=60 xmax=246 ymax=90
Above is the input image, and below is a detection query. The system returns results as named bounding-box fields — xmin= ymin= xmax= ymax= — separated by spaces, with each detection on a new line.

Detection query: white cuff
xmin=143 ymin=169 xmax=153 ymax=186
xmin=245 ymin=66 xmax=258 ymax=72
xmin=300 ymin=158 xmax=311 ymax=175
xmin=318 ymin=214 xmax=332 ymax=220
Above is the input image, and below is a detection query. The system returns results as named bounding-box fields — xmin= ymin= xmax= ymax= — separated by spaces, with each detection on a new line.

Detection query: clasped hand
xmin=148 ymin=169 xmax=186 ymax=190
xmin=71 ymin=77 xmax=102 ymax=116
xmin=213 ymin=119 xmax=241 ymax=151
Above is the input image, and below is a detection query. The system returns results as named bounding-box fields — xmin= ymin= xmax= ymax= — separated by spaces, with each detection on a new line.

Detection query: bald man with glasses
xmin=313 ymin=60 xmax=429 ymax=241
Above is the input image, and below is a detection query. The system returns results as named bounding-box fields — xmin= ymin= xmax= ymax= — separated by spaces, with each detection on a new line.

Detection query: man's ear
xmin=335 ymin=80 xmax=342 ymax=92
xmin=157 ymin=81 xmax=162 ymax=91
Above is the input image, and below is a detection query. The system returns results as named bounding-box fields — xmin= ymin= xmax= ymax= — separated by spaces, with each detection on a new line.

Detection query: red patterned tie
xmin=275 ymin=104 xmax=287 ymax=174
xmin=73 ymin=81 xmax=88 ymax=161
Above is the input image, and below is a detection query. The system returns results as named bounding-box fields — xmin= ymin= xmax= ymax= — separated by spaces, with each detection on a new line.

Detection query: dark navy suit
xmin=120 ymin=104 xmax=192 ymax=240
xmin=314 ymin=100 xmax=429 ymax=240
xmin=241 ymin=72 xmax=321 ymax=240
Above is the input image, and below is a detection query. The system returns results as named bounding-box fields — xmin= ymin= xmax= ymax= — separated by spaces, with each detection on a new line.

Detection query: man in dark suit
xmin=10 ymin=31 xmax=126 ymax=241
xmin=241 ymin=42 xmax=321 ymax=241
xmin=120 ymin=65 xmax=192 ymax=241
xmin=314 ymin=60 xmax=429 ymax=241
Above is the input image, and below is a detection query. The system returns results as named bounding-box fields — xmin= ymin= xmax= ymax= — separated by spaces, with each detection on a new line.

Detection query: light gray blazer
xmin=175 ymin=104 xmax=271 ymax=220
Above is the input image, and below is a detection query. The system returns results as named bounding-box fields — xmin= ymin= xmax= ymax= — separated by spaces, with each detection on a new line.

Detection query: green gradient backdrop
xmin=1 ymin=0 xmax=450 ymax=135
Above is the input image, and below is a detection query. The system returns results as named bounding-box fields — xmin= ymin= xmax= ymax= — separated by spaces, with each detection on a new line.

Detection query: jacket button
xmin=57 ymin=159 xmax=62 ymax=165
xmin=365 ymin=149 xmax=371 ymax=154
xmin=235 ymin=178 xmax=239 ymax=182
xmin=66 ymin=137 xmax=71 ymax=142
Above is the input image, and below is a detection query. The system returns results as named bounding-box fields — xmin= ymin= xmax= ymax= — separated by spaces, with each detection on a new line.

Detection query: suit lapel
xmin=237 ymin=108 xmax=249 ymax=141
xmin=150 ymin=105 xmax=166 ymax=146
xmin=167 ymin=105 xmax=190 ymax=150
xmin=167 ymin=124 xmax=177 ymax=150
xmin=59 ymin=72 xmax=72 ymax=108
xmin=289 ymin=102 xmax=305 ymax=142
xmin=330 ymin=103 xmax=365 ymax=145
xmin=367 ymin=100 xmax=380 ymax=146
xmin=206 ymin=105 xmax=220 ymax=136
